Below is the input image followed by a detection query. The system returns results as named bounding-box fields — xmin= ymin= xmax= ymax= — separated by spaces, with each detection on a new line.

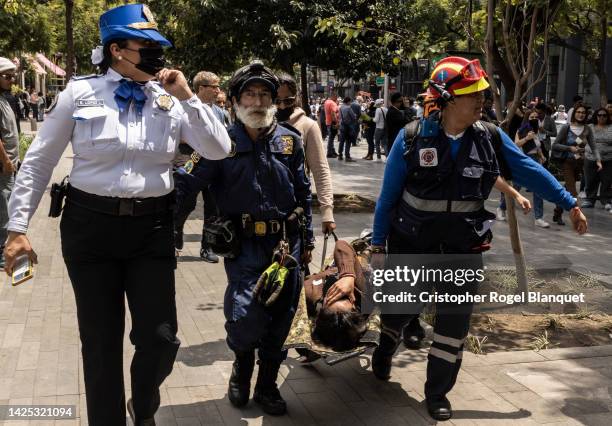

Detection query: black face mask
xmin=276 ymin=107 xmax=294 ymax=122
xmin=123 ymin=46 xmax=166 ymax=76
xmin=529 ymin=119 xmax=539 ymax=131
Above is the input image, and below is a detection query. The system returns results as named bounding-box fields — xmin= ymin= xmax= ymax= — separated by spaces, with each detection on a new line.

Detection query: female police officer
xmin=370 ymin=56 xmax=587 ymax=421
xmin=3 ymin=4 xmax=230 ymax=425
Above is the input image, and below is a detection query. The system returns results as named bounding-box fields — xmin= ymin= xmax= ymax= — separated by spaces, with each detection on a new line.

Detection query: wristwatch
xmin=370 ymin=245 xmax=386 ymax=254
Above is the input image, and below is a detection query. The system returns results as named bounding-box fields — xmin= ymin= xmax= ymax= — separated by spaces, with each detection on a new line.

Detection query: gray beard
xmin=235 ymin=104 xmax=277 ymax=129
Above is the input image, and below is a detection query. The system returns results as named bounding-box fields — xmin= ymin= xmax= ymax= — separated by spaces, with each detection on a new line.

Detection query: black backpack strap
xmin=478 ymin=120 xmax=512 ymax=180
xmin=403 ymin=120 xmax=421 ymax=152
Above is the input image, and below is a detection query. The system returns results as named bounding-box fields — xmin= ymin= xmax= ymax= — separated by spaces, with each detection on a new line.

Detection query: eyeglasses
xmin=275 ymin=97 xmax=296 ymax=106
xmin=597 ymin=113 xmax=608 ymax=117
xmin=242 ymin=90 xmax=271 ymax=101
xmin=0 ymin=74 xmax=16 ymax=80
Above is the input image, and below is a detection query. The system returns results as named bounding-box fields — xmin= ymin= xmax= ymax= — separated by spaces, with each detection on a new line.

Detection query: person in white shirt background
xmin=373 ymin=98 xmax=387 ymax=160
xmin=553 ymin=104 xmax=568 ymax=124
xmin=3 ymin=4 xmax=230 ymax=425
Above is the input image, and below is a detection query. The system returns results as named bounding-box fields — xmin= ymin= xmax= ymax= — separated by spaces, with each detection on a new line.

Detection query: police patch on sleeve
xmin=419 ymin=148 xmax=438 ymax=167
xmin=280 ymin=135 xmax=294 ymax=154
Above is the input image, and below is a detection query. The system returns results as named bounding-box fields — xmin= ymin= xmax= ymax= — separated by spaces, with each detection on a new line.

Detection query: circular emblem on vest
xmin=419 ymin=148 xmax=438 ymax=167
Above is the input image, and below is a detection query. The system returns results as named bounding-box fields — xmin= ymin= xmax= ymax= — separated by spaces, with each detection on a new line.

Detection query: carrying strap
xmin=402 ymin=119 xmax=421 ymax=156
xmin=479 ymin=120 xmax=512 ymax=180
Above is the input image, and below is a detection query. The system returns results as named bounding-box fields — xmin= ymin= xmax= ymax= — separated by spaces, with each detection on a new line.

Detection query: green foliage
xmin=19 ymin=133 xmax=33 ymax=161
xmin=146 ymin=0 xmax=396 ymax=81
xmin=316 ymin=0 xmax=457 ymax=65
xmin=0 ymin=0 xmax=54 ymax=54
xmin=551 ymin=0 xmax=610 ymax=64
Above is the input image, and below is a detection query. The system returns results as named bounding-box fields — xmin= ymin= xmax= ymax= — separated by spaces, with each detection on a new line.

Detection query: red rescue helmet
xmin=426 ymin=56 xmax=489 ymax=100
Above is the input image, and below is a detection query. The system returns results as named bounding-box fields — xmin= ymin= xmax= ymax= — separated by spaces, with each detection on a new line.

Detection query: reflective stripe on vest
xmin=402 ymin=190 xmax=484 ymax=213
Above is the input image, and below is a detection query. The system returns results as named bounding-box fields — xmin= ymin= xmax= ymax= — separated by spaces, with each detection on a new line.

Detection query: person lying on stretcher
xmin=304 ymin=240 xmax=370 ymax=351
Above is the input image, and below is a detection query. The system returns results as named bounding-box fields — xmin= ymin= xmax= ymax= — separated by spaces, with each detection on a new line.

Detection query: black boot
xmin=403 ymin=317 xmax=426 ymax=349
xmin=372 ymin=332 xmax=399 ymax=380
xmin=228 ymin=351 xmax=255 ymax=407
xmin=427 ymin=395 xmax=453 ymax=421
xmin=552 ymin=207 xmax=565 ymax=225
xmin=253 ymin=360 xmax=286 ymax=415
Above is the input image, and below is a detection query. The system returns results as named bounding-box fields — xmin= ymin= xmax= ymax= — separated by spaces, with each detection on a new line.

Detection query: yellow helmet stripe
xmin=452 ymin=78 xmax=490 ymax=95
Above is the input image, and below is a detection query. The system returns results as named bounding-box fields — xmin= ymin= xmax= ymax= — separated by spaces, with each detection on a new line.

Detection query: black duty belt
xmin=66 ymin=185 xmax=175 ymax=217
xmin=239 ymin=211 xmax=304 ymax=238
xmin=240 ymin=214 xmax=283 ymax=237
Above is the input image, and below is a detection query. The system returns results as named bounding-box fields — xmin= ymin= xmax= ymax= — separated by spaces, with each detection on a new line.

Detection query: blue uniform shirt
xmin=372 ymin=122 xmax=577 ymax=246
xmin=180 ymin=122 xmax=314 ymax=243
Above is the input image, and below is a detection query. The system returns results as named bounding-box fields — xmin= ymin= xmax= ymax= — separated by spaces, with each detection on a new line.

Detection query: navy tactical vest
xmin=403 ymin=121 xmax=499 ymax=203
xmin=389 ymin=120 xmax=500 ymax=253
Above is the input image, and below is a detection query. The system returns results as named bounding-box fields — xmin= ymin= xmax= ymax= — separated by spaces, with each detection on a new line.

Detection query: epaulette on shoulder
xmin=70 ymin=74 xmax=101 ymax=81
xmin=277 ymin=121 xmax=302 ymax=138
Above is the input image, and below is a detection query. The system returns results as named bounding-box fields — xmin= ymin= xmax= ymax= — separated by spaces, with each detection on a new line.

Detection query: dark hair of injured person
xmin=312 ymin=308 xmax=368 ymax=351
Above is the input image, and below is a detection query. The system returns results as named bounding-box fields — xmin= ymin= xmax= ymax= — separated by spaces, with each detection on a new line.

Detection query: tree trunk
xmin=598 ymin=4 xmax=608 ymax=106
xmin=486 ymin=0 xmax=528 ymax=296
xmin=65 ymin=0 xmax=75 ymax=80
xmin=300 ymin=61 xmax=311 ymax=117
xmin=485 ymin=0 xmax=503 ymax=121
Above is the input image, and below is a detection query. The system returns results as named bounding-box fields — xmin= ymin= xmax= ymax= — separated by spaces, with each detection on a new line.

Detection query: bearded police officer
xmin=176 ymin=61 xmax=313 ymax=415
xmin=370 ymin=56 xmax=587 ymax=421
xmin=3 ymin=4 xmax=230 ymax=425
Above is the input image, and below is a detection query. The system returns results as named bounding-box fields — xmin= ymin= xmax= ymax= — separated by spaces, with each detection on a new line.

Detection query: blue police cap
xmin=99 ymin=3 xmax=171 ymax=47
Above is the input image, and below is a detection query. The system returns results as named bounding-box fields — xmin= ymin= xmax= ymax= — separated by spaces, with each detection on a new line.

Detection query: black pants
xmin=338 ymin=124 xmax=356 ymax=157
xmin=378 ymin=225 xmax=479 ymax=400
xmin=174 ymin=171 xmax=217 ymax=249
xmin=60 ymin=201 xmax=180 ymax=425
xmin=584 ymin=159 xmax=612 ymax=205
xmin=365 ymin=126 xmax=376 ymax=156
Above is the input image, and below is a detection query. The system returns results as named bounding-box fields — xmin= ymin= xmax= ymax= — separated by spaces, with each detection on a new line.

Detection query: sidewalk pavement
xmin=1 ymin=139 xmax=611 ymax=425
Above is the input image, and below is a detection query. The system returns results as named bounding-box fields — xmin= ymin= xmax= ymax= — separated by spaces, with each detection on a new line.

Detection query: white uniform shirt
xmin=8 ymin=68 xmax=231 ymax=234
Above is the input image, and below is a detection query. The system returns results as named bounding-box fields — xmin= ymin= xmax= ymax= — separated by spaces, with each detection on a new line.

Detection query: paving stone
xmin=10 ymin=369 xmax=36 ymax=398
xmin=297 ymin=390 xmax=361 ymax=423
xmin=346 ymin=399 xmax=409 ymax=425
xmin=16 ymin=341 xmax=40 ymax=371
xmin=480 ymin=350 xmax=548 ymax=365
xmin=498 ymin=390 xmax=570 ymax=424
xmin=2 ymin=323 xmax=25 ymax=348
xmin=537 ymin=345 xmax=612 ymax=361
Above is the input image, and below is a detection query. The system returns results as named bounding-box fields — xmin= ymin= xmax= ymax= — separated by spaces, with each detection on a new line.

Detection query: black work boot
xmin=427 ymin=395 xmax=453 ymax=421
xmin=228 ymin=351 xmax=255 ymax=407
xmin=253 ymin=360 xmax=286 ymax=415
xmin=403 ymin=317 xmax=426 ymax=350
xmin=372 ymin=332 xmax=399 ymax=381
